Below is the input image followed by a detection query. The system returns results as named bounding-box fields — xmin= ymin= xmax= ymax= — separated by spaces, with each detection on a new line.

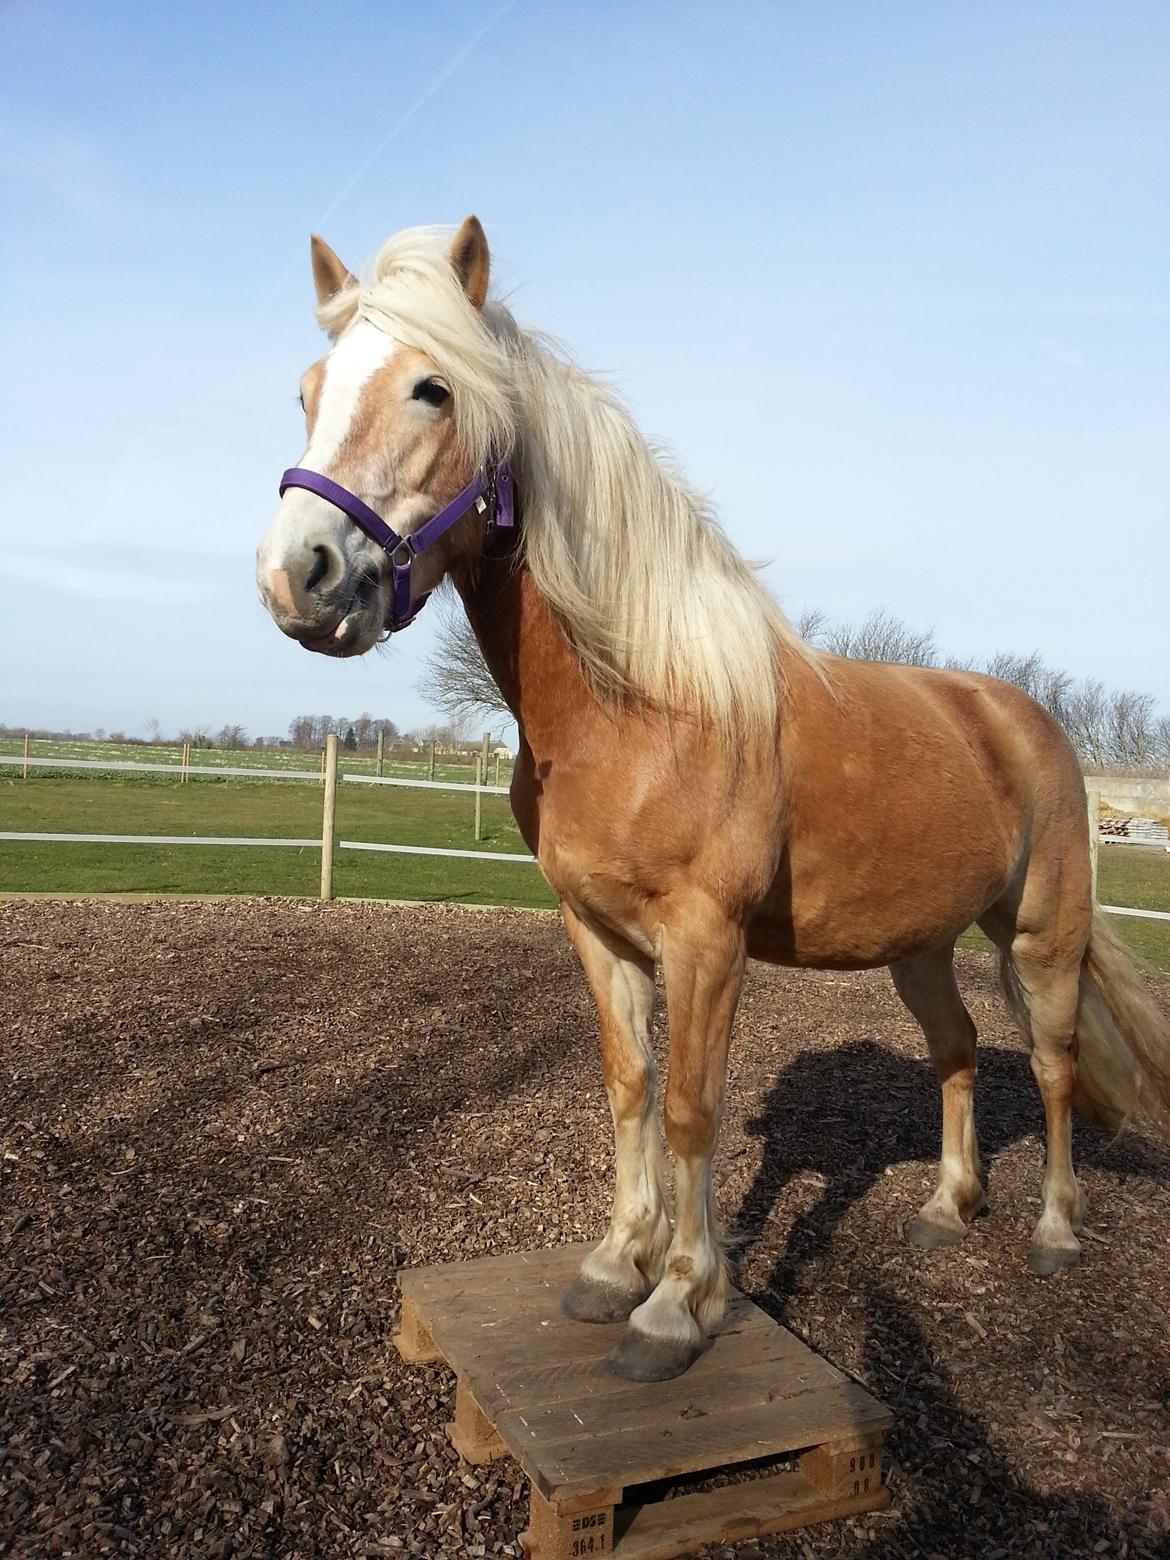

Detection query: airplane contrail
xmin=257 ymin=0 xmax=521 ymax=316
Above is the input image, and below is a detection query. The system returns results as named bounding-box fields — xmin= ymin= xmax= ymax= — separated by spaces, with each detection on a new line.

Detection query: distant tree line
xmin=4 ymin=716 xmax=505 ymax=757
xmin=285 ymin=713 xmax=400 ymax=750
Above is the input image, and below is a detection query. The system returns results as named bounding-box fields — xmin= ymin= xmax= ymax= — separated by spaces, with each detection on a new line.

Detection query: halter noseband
xmin=278 ymin=459 xmax=514 ymax=632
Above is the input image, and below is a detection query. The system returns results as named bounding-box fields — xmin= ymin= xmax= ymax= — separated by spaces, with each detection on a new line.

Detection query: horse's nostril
xmin=304 ymin=545 xmax=331 ymax=594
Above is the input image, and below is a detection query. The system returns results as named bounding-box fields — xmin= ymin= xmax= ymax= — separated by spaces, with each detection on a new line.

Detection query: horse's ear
xmin=447 ymin=215 xmax=490 ymax=310
xmin=311 ymin=234 xmax=355 ymax=306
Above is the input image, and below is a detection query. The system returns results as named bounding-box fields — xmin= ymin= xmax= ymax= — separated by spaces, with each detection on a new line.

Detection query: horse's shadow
xmin=730 ymin=1038 xmax=1170 ymax=1312
xmin=725 ymin=1040 xmax=1170 ymax=1553
xmin=845 ymin=1287 xmax=1166 ymax=1556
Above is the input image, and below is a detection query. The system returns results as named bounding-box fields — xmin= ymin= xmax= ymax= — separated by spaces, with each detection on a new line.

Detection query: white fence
xmin=0 ymin=741 xmax=537 ymax=900
xmin=3 ymin=750 xmax=1169 ymax=921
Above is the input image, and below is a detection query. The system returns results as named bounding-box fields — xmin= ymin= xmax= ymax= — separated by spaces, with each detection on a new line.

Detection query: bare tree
xmin=216 ymin=723 xmax=247 ymax=751
xmin=793 ymin=605 xmax=828 ymax=644
xmin=418 ymin=600 xmax=511 ymax=729
xmin=803 ymin=606 xmax=939 ymax=667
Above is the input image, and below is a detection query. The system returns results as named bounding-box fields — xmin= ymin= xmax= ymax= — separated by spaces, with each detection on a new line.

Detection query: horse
xmin=256 ymin=217 xmax=1170 ymax=1381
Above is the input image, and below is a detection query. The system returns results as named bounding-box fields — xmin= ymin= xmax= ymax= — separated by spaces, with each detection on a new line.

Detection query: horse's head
xmin=257 ymin=217 xmax=510 ymax=655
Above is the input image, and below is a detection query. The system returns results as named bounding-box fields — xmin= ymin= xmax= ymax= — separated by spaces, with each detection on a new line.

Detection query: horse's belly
xmin=747 ymin=835 xmax=1014 ymax=970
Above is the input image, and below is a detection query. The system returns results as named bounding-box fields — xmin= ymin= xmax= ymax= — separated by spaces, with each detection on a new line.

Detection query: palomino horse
xmin=257 ymin=218 xmax=1170 ymax=1381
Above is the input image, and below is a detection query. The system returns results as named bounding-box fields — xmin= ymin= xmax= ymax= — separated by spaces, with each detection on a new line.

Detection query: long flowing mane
xmin=318 ymin=226 xmax=818 ymax=735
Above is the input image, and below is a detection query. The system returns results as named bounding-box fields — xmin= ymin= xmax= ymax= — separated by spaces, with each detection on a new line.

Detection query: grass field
xmin=2 ymin=761 xmax=1168 ymax=966
xmin=0 ymin=774 xmax=555 ymax=909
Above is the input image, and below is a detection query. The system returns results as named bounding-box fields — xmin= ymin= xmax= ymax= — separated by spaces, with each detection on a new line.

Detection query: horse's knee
xmin=663 ymin=1084 xmax=718 ymax=1161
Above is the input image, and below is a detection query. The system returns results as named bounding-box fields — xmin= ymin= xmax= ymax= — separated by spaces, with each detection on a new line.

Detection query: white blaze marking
xmin=303 ymin=320 xmax=396 ymax=473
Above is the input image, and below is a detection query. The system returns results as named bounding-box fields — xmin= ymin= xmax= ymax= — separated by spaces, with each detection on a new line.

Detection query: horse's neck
xmin=453 ymin=549 xmax=607 ymax=757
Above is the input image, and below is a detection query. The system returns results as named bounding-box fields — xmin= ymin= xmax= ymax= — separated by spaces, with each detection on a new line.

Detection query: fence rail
xmin=0 ymin=752 xmax=510 ymax=796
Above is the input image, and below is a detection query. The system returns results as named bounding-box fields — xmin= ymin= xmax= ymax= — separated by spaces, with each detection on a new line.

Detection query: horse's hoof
xmin=908 ymin=1212 xmax=968 ymax=1249
xmin=1028 ymin=1240 xmax=1080 ymax=1277
xmin=562 ymin=1274 xmax=644 ymax=1324
xmin=605 ymin=1327 xmax=703 ymax=1381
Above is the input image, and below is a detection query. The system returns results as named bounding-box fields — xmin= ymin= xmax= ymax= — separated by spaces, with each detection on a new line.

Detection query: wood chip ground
xmin=2 ymin=899 xmax=1168 ymax=1558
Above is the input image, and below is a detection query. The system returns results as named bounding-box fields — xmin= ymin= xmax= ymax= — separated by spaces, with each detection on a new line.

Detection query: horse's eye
xmin=298 ymin=394 xmax=305 ymax=412
xmin=412 ymin=377 xmax=450 ymax=408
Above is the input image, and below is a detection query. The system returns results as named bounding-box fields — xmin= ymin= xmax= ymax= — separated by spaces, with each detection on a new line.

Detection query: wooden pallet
xmin=393 ymin=1244 xmax=891 ymax=1559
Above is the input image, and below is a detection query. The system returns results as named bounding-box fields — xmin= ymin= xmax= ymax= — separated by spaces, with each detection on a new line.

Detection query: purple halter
xmin=278 ymin=460 xmax=514 ymax=631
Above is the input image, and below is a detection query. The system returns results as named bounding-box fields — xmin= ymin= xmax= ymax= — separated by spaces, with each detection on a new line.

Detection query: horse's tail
xmin=998 ymin=910 xmax=1170 ymax=1140
xmin=1074 ymin=911 xmax=1170 ymax=1139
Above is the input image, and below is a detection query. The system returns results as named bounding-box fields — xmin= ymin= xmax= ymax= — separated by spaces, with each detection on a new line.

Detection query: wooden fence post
xmin=321 ymin=734 xmax=339 ymax=902
xmin=474 ymin=756 xmax=483 ymax=842
xmin=494 ymin=753 xmax=501 ymax=788
xmin=376 ymin=728 xmax=385 ymax=778
xmin=481 ymin=731 xmax=491 ymax=787
xmin=429 ymin=741 xmax=436 ymax=781
xmin=1087 ymin=788 xmax=1100 ymax=901
xmin=320 ymin=745 xmax=326 ymax=783
xmin=22 ymin=732 xmax=29 ymax=780
xmin=181 ymin=741 xmax=191 ymax=784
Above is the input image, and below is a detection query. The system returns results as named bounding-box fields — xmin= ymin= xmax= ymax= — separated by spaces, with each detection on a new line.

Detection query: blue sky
xmin=1 ymin=0 xmax=1167 ymax=743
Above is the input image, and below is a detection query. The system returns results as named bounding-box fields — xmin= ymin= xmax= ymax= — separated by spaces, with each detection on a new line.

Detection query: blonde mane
xmin=318 ymin=225 xmax=818 ymax=736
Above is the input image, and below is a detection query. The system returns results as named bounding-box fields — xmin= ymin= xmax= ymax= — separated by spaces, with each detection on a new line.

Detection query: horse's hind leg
xmin=559 ymin=902 xmax=671 ymax=1322
xmin=890 ymin=945 xmax=986 ymax=1246
xmin=997 ymin=942 xmax=1087 ymax=1274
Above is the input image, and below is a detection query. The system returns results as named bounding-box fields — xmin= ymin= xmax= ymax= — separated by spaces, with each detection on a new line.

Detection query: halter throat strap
xmin=278 ymin=460 xmax=513 ymax=631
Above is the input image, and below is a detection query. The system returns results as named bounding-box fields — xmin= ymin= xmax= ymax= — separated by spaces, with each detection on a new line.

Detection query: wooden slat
xmin=474 ymin=1317 xmax=813 ymax=1417
xmin=612 ymin=1470 xmax=890 ymax=1559
xmin=399 ymin=1243 xmax=588 ymax=1304
xmin=532 ymin=1382 xmax=891 ymax=1503
xmin=496 ymin=1339 xmax=842 ymax=1457
xmin=426 ymin=1284 xmax=767 ymax=1361
xmin=434 ymin=1309 xmax=780 ymax=1421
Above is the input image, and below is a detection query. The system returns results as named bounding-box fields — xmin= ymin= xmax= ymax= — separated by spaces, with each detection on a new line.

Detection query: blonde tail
xmin=1072 ymin=911 xmax=1170 ymax=1139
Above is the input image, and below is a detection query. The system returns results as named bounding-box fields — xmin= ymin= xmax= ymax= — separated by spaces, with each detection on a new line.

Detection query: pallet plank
xmin=475 ymin=1319 xmax=820 ymax=1417
xmin=528 ymin=1381 xmax=891 ymax=1502
xmin=613 ymin=1471 xmax=890 ymax=1560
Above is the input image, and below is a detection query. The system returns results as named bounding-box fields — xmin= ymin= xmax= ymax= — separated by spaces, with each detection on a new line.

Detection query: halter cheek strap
xmin=278 ymin=460 xmax=513 ymax=631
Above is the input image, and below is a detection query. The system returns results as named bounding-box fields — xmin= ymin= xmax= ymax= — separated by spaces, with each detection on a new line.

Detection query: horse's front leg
xmin=608 ymin=909 xmax=745 ymax=1381
xmin=560 ymin=902 xmax=671 ymax=1323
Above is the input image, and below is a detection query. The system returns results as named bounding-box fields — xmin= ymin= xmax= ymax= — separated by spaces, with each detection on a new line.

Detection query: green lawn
xmin=0 ymin=776 xmax=555 ymax=909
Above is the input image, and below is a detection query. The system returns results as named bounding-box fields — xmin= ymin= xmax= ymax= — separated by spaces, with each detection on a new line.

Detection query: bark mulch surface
xmin=2 ymin=899 xmax=1168 ymax=1560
